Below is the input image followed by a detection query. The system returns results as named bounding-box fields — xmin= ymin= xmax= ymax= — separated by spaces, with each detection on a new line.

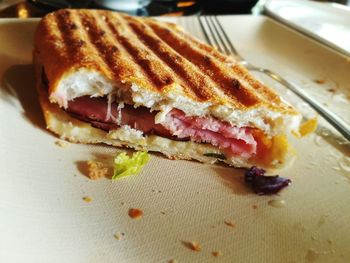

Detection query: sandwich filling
xmin=65 ymin=95 xmax=261 ymax=159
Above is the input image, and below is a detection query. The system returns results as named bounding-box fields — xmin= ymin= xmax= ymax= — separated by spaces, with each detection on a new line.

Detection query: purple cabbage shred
xmin=244 ymin=166 xmax=291 ymax=195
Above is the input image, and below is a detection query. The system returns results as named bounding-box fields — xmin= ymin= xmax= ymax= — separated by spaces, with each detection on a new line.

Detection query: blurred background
xmin=0 ymin=0 xmax=349 ymax=18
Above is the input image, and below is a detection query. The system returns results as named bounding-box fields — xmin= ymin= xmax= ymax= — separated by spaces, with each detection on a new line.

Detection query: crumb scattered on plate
xmin=54 ymin=140 xmax=69 ymax=147
xmin=212 ymin=251 xmax=223 ymax=257
xmin=168 ymin=259 xmax=177 ymax=263
xmin=182 ymin=241 xmax=201 ymax=252
xmin=82 ymin=196 xmax=92 ymax=203
xmin=305 ymin=248 xmax=319 ymax=262
xmin=252 ymin=204 xmax=258 ymax=209
xmin=224 ymin=220 xmax=235 ymax=228
xmin=87 ymin=160 xmax=109 ymax=180
xmin=128 ymin=208 xmax=143 ymax=219
xmin=314 ymin=79 xmax=326 ymax=84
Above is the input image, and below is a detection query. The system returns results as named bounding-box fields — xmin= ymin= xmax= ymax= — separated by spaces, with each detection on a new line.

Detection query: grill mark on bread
xmin=167 ymin=23 xmax=287 ymax=105
xmin=55 ymin=10 xmax=78 ymax=58
xmin=230 ymin=65 xmax=282 ymax=105
xmin=145 ymin=20 xmax=259 ymax=106
xmin=116 ymin=15 xmax=202 ymax=99
xmin=170 ymin=23 xmax=286 ymax=106
xmin=55 ymin=10 xmax=89 ymax=60
xmin=55 ymin=9 xmax=112 ymax=79
xmin=124 ymin=16 xmax=215 ymax=101
xmin=105 ymin=13 xmax=176 ymax=90
xmin=95 ymin=11 xmax=153 ymax=86
xmin=78 ymin=11 xmax=127 ymax=80
xmin=169 ymin=23 xmax=232 ymax=64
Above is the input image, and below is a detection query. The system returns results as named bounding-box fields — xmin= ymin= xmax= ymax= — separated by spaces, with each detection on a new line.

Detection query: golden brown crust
xmin=34 ymin=9 xmax=297 ymax=114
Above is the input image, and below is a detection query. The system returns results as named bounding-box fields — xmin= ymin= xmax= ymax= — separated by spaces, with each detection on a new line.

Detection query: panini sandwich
xmin=34 ymin=9 xmax=301 ymax=169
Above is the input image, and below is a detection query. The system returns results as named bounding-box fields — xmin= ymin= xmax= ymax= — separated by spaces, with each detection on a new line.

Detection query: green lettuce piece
xmin=112 ymin=151 xmax=150 ymax=180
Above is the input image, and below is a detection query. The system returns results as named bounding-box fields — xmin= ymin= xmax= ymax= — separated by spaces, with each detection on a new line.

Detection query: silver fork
xmin=197 ymin=16 xmax=350 ymax=141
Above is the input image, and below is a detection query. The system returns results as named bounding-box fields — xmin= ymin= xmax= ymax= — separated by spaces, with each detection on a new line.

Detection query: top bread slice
xmin=34 ymin=9 xmax=300 ymax=136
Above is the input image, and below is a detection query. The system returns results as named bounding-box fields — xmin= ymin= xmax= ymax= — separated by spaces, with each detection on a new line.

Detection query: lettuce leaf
xmin=112 ymin=151 xmax=150 ymax=180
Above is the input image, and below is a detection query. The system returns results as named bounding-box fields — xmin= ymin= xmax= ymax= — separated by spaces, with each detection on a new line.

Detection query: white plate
xmin=264 ymin=0 xmax=350 ymax=56
xmin=0 ymin=16 xmax=350 ymax=263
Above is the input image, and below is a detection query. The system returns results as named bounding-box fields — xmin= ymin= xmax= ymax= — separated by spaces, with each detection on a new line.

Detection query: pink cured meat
xmin=66 ymin=96 xmax=172 ymax=137
xmin=161 ymin=110 xmax=257 ymax=157
xmin=66 ymin=96 xmax=257 ymax=158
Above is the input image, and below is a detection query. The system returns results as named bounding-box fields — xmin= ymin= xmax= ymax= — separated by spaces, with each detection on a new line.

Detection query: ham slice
xmin=66 ymin=96 xmax=257 ymax=158
xmin=66 ymin=96 xmax=178 ymax=139
xmin=160 ymin=109 xmax=257 ymax=157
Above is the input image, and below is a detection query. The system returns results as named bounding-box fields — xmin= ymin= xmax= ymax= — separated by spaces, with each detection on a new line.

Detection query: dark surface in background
xmin=199 ymin=0 xmax=258 ymax=14
xmin=0 ymin=0 xmax=259 ymax=18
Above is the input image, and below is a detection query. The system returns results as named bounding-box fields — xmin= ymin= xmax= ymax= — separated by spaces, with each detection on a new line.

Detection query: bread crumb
xmin=224 ymin=220 xmax=235 ymax=228
xmin=128 ymin=208 xmax=143 ymax=219
xmin=55 ymin=140 xmax=68 ymax=147
xmin=189 ymin=241 xmax=201 ymax=251
xmin=183 ymin=241 xmax=201 ymax=251
xmin=87 ymin=160 xmax=108 ymax=180
xmin=252 ymin=204 xmax=258 ymax=209
xmin=212 ymin=251 xmax=223 ymax=257
xmin=82 ymin=196 xmax=92 ymax=203
xmin=168 ymin=260 xmax=177 ymax=263
xmin=305 ymin=248 xmax=319 ymax=261
xmin=314 ymin=79 xmax=326 ymax=84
